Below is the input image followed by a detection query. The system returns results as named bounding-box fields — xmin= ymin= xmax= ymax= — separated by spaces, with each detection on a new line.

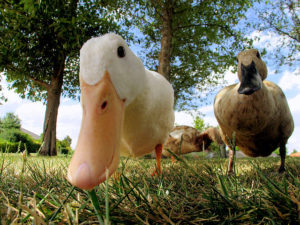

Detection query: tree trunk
xmin=39 ymin=63 xmax=64 ymax=156
xmin=157 ymin=0 xmax=173 ymax=81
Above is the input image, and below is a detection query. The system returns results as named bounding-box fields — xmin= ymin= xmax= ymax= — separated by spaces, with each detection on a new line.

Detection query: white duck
xmin=67 ymin=33 xmax=175 ymax=190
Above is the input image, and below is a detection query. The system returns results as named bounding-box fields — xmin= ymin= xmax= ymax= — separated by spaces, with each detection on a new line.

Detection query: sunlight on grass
xmin=0 ymin=152 xmax=299 ymax=224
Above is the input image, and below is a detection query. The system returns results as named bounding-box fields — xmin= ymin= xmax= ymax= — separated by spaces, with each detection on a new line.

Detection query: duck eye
xmin=256 ymin=51 xmax=260 ymax=59
xmin=117 ymin=46 xmax=125 ymax=58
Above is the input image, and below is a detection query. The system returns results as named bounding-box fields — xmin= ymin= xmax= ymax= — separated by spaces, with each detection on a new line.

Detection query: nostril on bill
xmin=101 ymin=101 xmax=107 ymax=110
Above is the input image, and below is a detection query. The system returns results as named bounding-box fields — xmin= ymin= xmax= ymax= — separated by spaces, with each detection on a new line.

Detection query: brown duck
xmin=214 ymin=49 xmax=294 ymax=173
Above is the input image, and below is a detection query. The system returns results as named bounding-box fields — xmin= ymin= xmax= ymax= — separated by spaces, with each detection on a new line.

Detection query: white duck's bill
xmin=67 ymin=71 xmax=124 ymax=190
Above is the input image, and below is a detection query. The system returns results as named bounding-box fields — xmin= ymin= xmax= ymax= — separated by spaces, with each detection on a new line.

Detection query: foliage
xmin=131 ymin=0 xmax=257 ymax=109
xmin=0 ymin=74 xmax=7 ymax=104
xmin=0 ymin=139 xmax=20 ymax=153
xmin=0 ymin=112 xmax=21 ymax=131
xmin=194 ymin=115 xmax=209 ymax=132
xmin=208 ymin=141 xmax=222 ymax=153
xmin=0 ymin=155 xmax=299 ymax=223
xmin=57 ymin=135 xmax=72 ymax=154
xmin=0 ymin=0 xmax=133 ymax=155
xmin=0 ymin=130 xmax=40 ymax=153
xmin=0 ymin=0 xmax=129 ymax=102
xmin=0 ymin=112 xmax=41 ymax=153
xmin=253 ymin=0 xmax=299 ymax=67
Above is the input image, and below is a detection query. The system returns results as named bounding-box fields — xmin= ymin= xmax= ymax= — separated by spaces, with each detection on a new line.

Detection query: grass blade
xmin=88 ymin=189 xmax=104 ymax=225
xmin=105 ymin=170 xmax=110 ymax=225
xmin=48 ymin=186 xmax=75 ymax=222
xmin=21 ymin=189 xmax=54 ymax=223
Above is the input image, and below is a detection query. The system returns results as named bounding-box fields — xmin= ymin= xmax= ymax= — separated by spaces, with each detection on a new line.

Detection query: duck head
xmin=67 ymin=33 xmax=146 ymax=190
xmin=237 ymin=49 xmax=267 ymax=95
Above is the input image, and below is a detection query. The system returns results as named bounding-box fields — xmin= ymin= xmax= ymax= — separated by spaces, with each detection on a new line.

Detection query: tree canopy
xmin=0 ymin=0 xmax=130 ymax=155
xmin=254 ymin=0 xmax=299 ymax=67
xmin=0 ymin=0 xmax=127 ymax=102
xmin=131 ymin=0 xmax=256 ymax=109
xmin=1 ymin=0 xmax=297 ymax=156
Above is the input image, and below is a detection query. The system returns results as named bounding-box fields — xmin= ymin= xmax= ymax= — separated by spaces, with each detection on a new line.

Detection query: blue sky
xmin=1 ymin=3 xmax=299 ymax=154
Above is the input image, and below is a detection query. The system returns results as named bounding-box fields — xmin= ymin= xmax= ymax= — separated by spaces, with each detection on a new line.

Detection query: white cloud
xmin=288 ymin=93 xmax=300 ymax=114
xmin=174 ymin=104 xmax=218 ymax=128
xmin=248 ymin=30 xmax=288 ymax=51
xmin=0 ymin=79 xmax=23 ymax=110
xmin=278 ymin=68 xmax=300 ymax=91
xmin=223 ymin=67 xmax=238 ymax=85
xmin=174 ymin=110 xmax=196 ymax=127
xmin=287 ymin=126 xmax=300 ymax=153
xmin=15 ymin=102 xmax=45 ymax=136
xmin=57 ymin=102 xmax=82 ymax=147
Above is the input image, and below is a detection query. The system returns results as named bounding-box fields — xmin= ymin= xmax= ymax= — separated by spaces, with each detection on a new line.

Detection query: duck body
xmin=122 ymin=69 xmax=174 ymax=157
xmin=214 ymin=49 xmax=294 ymax=172
xmin=215 ymin=81 xmax=293 ymax=157
xmin=163 ymin=126 xmax=226 ymax=157
xmin=163 ymin=125 xmax=203 ymax=157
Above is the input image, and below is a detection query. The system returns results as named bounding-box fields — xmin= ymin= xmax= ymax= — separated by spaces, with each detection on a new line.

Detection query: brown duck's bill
xmin=238 ymin=61 xmax=262 ymax=95
xmin=67 ymin=71 xmax=125 ymax=190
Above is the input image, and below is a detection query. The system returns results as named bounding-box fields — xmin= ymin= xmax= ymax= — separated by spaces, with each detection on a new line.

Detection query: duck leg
xmin=227 ymin=148 xmax=234 ymax=174
xmin=278 ymin=142 xmax=286 ymax=173
xmin=152 ymin=144 xmax=163 ymax=176
xmin=155 ymin=144 xmax=163 ymax=174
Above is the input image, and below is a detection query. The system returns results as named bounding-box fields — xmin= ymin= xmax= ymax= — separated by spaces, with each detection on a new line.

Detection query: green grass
xmin=0 ymin=152 xmax=300 ymax=224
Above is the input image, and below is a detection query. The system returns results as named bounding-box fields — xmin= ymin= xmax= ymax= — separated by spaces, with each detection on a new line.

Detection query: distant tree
xmin=254 ymin=0 xmax=299 ymax=66
xmin=0 ymin=0 xmax=131 ymax=156
xmin=61 ymin=135 xmax=72 ymax=148
xmin=0 ymin=112 xmax=21 ymax=131
xmin=194 ymin=116 xmax=209 ymax=132
xmin=57 ymin=135 xmax=72 ymax=154
xmin=132 ymin=0 xmax=257 ymax=108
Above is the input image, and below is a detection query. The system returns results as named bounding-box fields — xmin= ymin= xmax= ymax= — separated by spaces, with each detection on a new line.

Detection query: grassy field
xmin=0 ymin=152 xmax=299 ymax=224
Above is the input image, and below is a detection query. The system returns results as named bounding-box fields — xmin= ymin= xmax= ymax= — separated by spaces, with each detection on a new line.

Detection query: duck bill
xmin=67 ymin=71 xmax=125 ymax=190
xmin=238 ymin=61 xmax=262 ymax=95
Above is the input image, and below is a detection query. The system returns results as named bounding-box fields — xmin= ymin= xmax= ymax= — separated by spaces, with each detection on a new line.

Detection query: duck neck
xmin=237 ymin=82 xmax=268 ymax=105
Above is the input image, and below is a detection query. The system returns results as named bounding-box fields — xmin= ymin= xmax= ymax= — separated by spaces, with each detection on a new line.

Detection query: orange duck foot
xmin=113 ymin=171 xmax=120 ymax=182
xmin=171 ymin=156 xmax=176 ymax=164
xmin=151 ymin=144 xmax=163 ymax=177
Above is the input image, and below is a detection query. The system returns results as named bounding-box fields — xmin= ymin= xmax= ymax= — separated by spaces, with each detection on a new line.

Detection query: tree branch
xmin=149 ymin=0 xmax=163 ymax=18
xmin=273 ymin=26 xmax=299 ymax=42
xmin=29 ymin=76 xmax=50 ymax=90
xmin=174 ymin=23 xmax=236 ymax=37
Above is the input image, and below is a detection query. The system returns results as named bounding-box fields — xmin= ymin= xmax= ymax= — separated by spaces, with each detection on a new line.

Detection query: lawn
xmin=0 ymin=152 xmax=299 ymax=224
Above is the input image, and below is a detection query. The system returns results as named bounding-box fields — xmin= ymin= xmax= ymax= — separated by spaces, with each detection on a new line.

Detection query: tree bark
xmin=157 ymin=0 xmax=174 ymax=81
xmin=39 ymin=0 xmax=77 ymax=156
xmin=39 ymin=60 xmax=64 ymax=156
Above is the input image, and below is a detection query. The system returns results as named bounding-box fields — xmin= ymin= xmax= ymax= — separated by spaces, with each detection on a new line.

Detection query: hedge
xmin=0 ymin=129 xmax=41 ymax=153
xmin=0 ymin=139 xmax=41 ymax=153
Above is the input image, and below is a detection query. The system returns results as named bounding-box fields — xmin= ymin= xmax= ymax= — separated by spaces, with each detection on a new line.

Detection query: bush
xmin=60 ymin=146 xmax=72 ymax=155
xmin=0 ymin=139 xmax=20 ymax=153
xmin=0 ymin=129 xmax=41 ymax=153
xmin=57 ymin=135 xmax=72 ymax=155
